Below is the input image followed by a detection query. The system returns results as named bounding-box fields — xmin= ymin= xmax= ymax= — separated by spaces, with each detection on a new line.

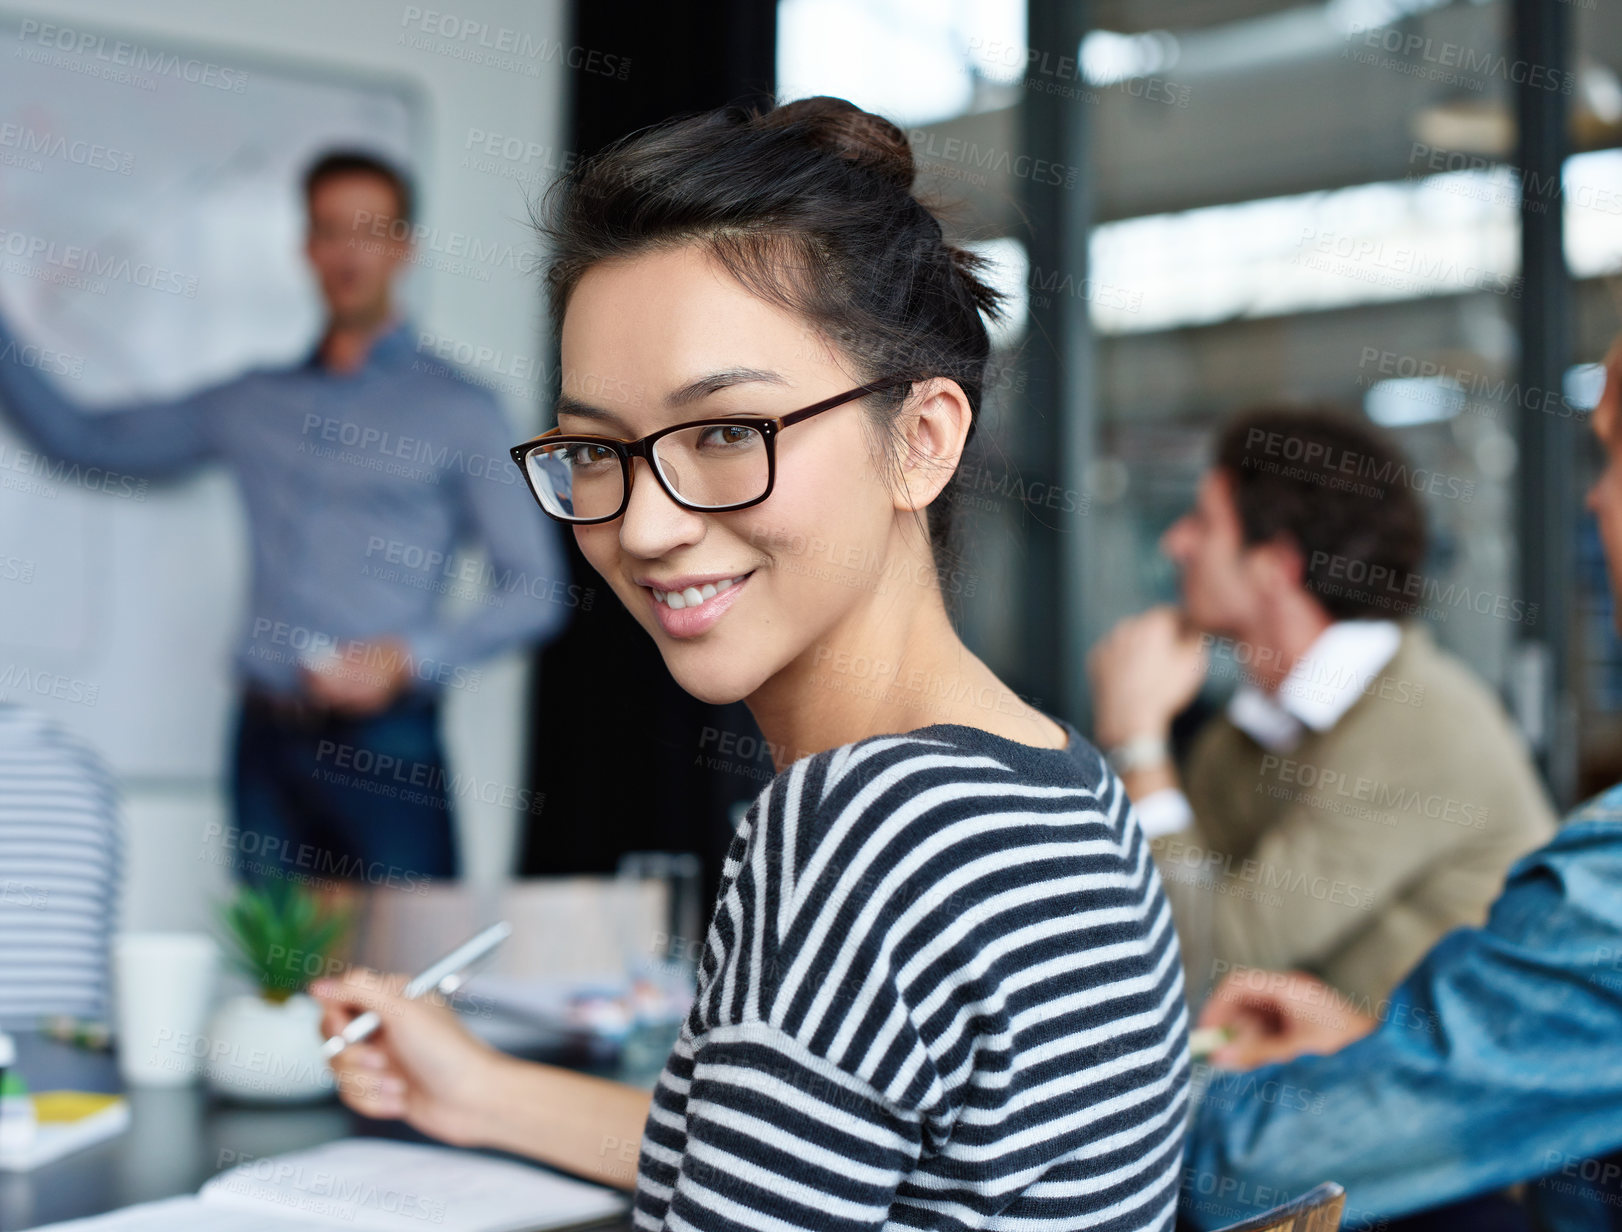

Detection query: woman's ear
xmin=892 ymin=378 xmax=973 ymax=513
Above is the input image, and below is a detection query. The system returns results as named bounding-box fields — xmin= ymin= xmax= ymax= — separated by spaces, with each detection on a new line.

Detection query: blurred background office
xmin=0 ymin=0 xmax=1616 ymax=947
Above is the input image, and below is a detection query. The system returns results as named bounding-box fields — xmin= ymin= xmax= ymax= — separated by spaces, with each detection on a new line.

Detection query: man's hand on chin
xmin=1087 ymin=604 xmax=1209 ymax=749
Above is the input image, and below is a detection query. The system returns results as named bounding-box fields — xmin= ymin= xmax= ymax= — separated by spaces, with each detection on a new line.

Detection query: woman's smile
xmin=638 ymin=569 xmax=756 ymax=638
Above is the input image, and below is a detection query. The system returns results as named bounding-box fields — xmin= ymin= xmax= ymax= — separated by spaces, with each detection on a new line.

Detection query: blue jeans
xmin=230 ymin=689 xmax=458 ymax=888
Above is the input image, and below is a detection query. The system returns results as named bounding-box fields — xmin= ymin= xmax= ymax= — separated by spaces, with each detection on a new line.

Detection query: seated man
xmin=0 ymin=703 xmax=122 ymax=1028
xmin=1089 ymin=406 xmax=1555 ymax=1007
xmin=1176 ymin=353 xmax=1622 ymax=1232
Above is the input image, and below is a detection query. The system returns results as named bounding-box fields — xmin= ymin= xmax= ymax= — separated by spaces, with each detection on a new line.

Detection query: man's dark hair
xmin=1215 ymin=405 xmax=1429 ymax=620
xmin=302 ymin=149 xmax=414 ymax=224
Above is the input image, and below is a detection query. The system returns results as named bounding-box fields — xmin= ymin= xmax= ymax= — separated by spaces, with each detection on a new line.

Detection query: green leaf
xmin=213 ymin=882 xmax=356 ymax=997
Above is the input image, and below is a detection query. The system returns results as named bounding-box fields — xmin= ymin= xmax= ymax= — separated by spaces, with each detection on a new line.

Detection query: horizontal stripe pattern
xmin=635 ymin=724 xmax=1190 ymax=1230
xmin=0 ymin=704 xmax=122 ymax=1027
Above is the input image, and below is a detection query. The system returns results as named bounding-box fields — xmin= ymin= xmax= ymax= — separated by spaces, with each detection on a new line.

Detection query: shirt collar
xmin=1227 ymin=620 xmax=1403 ymax=752
xmin=301 ymin=318 xmax=415 ymax=372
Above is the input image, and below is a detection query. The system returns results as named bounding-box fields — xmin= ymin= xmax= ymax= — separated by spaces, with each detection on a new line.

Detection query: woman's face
xmin=558 ymin=244 xmax=906 ymax=705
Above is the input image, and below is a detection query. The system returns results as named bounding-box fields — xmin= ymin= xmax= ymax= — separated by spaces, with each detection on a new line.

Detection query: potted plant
xmin=205 ymin=882 xmax=355 ymax=1102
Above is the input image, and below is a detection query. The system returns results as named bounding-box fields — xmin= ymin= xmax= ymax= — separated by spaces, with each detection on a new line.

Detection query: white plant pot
xmin=202 ymin=993 xmax=336 ymax=1103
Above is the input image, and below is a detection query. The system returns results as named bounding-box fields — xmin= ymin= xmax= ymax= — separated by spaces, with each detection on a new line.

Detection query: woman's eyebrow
xmin=554 ymin=395 xmax=622 ymax=428
xmin=555 ymin=368 xmax=789 ymax=429
xmin=666 ymin=367 xmax=788 ymax=408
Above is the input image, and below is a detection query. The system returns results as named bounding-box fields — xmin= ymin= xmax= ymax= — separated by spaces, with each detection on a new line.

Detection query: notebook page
xmin=200 ymin=1139 xmax=629 ymax=1232
xmin=28 ymin=1194 xmax=329 ymax=1230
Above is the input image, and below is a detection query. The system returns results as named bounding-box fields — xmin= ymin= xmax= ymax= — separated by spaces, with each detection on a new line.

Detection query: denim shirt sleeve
xmin=1181 ymin=793 xmax=1622 ymax=1230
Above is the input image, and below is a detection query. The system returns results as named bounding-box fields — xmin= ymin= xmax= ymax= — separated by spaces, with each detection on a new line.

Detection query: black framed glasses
xmin=509 ymin=377 xmax=913 ymax=525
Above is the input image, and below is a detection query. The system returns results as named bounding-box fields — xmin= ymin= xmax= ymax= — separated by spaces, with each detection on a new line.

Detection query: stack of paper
xmin=0 ymin=1091 xmax=130 ymax=1171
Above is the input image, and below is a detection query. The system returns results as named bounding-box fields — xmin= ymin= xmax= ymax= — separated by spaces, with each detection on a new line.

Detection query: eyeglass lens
xmin=524 ymin=422 xmax=769 ymax=521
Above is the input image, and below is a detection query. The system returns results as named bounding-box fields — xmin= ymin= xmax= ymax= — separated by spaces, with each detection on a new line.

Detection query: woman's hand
xmin=312 ymin=967 xmax=654 ymax=1186
xmin=310 ymin=968 xmax=511 ymax=1148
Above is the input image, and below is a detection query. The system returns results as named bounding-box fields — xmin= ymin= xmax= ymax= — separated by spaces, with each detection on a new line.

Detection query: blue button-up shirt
xmin=1182 ymin=784 xmax=1622 ymax=1231
xmin=0 ymin=314 xmax=572 ymax=695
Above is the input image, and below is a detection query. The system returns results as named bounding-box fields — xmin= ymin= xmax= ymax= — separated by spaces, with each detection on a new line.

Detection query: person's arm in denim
xmin=0 ymin=310 xmax=218 ymax=476
xmin=1181 ymin=807 xmax=1622 ymax=1230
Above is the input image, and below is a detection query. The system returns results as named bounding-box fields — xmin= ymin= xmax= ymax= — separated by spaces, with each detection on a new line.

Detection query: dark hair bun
xmin=764 ymin=95 xmax=915 ymax=193
xmin=538 ymin=92 xmax=1003 ymax=573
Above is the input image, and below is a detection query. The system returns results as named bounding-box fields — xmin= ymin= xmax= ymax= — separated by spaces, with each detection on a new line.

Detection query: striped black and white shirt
xmin=635 ymin=720 xmax=1191 ymax=1230
xmin=0 ymin=704 xmax=122 ymax=1028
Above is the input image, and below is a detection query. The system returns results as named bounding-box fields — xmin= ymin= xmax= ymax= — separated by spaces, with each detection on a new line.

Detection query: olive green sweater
xmin=1165 ymin=623 xmax=1555 ymax=1007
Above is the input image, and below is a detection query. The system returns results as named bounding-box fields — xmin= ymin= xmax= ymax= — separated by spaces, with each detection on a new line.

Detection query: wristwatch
xmin=1105 ymin=735 xmax=1170 ymax=776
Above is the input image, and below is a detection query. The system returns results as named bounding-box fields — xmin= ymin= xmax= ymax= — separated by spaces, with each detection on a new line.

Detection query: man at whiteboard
xmin=0 ymin=150 xmax=572 ymax=885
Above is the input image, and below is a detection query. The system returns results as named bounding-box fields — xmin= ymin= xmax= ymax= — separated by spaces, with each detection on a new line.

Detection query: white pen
xmin=321 ymin=920 xmax=513 ymax=1059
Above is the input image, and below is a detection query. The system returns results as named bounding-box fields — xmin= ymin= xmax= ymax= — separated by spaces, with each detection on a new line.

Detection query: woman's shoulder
xmin=771 ymin=717 xmax=1106 ymax=812
xmin=736 ymin=719 xmax=1123 ymax=897
xmin=698 ymin=719 xmax=1161 ymax=1039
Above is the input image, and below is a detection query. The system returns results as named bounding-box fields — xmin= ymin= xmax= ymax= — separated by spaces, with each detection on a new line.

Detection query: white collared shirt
xmin=1132 ymin=620 xmax=1403 ymax=838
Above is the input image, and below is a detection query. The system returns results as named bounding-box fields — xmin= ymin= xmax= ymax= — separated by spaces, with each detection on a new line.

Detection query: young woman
xmin=313 ymin=95 xmax=1191 ymax=1231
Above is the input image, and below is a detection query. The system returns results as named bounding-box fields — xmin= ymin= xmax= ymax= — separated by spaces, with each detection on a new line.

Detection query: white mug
xmin=112 ymin=932 xmax=217 ymax=1087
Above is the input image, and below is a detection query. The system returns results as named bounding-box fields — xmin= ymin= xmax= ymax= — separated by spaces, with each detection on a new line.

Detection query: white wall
xmin=14 ymin=0 xmax=569 ymax=931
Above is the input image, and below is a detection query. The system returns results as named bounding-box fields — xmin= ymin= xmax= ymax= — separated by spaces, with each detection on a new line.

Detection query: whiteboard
xmin=0 ymin=8 xmax=422 ymax=778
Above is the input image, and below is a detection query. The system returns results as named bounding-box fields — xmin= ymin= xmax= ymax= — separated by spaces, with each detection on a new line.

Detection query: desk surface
xmin=0 ymin=1032 xmax=636 ymax=1231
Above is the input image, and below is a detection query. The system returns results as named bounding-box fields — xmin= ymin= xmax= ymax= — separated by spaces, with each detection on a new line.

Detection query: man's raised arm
xmin=0 ymin=308 xmax=220 ymax=477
